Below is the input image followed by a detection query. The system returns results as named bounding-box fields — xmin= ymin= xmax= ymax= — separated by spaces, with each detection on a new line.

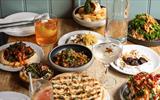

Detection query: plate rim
xmin=0 ymin=41 xmax=44 ymax=72
xmin=0 ymin=91 xmax=30 ymax=100
xmin=110 ymin=44 xmax=160 ymax=75
xmin=2 ymin=25 xmax=35 ymax=37
xmin=58 ymin=30 xmax=105 ymax=46
xmin=127 ymin=35 xmax=160 ymax=47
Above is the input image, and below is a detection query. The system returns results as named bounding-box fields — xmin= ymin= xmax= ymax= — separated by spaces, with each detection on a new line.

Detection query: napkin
xmin=0 ymin=12 xmax=38 ymax=36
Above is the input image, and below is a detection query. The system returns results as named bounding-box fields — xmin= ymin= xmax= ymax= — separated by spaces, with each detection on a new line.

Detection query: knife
xmin=0 ymin=22 xmax=33 ymax=29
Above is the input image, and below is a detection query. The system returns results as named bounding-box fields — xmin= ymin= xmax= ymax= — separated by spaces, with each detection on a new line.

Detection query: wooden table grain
xmin=0 ymin=19 xmax=160 ymax=100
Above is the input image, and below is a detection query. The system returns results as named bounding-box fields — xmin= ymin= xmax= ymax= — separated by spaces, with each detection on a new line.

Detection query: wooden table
xmin=0 ymin=19 xmax=160 ymax=100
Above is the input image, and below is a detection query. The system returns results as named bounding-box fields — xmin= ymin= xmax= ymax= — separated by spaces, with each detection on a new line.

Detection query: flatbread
xmin=51 ymin=72 xmax=107 ymax=100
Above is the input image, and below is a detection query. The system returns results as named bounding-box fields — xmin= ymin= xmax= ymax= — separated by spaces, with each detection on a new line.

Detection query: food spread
xmin=124 ymin=72 xmax=160 ymax=100
xmin=52 ymin=49 xmax=89 ymax=68
xmin=67 ymin=33 xmax=97 ymax=46
xmin=19 ymin=63 xmax=53 ymax=82
xmin=119 ymin=50 xmax=149 ymax=67
xmin=51 ymin=73 xmax=107 ymax=100
xmin=0 ymin=42 xmax=39 ymax=67
xmin=75 ymin=0 xmax=106 ymax=22
xmin=128 ymin=13 xmax=160 ymax=41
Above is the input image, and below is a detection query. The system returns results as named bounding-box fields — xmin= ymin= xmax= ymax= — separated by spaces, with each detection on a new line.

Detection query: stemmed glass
xmin=93 ymin=37 xmax=122 ymax=88
xmin=29 ymin=79 xmax=53 ymax=100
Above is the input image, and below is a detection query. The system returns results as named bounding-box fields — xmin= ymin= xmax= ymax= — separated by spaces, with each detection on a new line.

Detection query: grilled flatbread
xmin=51 ymin=72 xmax=107 ymax=100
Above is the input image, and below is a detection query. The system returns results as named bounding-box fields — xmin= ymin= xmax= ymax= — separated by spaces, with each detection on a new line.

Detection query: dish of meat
xmin=0 ymin=41 xmax=44 ymax=72
xmin=110 ymin=45 xmax=160 ymax=75
xmin=120 ymin=72 xmax=160 ymax=100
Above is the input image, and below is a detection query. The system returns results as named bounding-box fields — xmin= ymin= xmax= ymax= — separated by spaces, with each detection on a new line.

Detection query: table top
xmin=0 ymin=19 xmax=160 ymax=100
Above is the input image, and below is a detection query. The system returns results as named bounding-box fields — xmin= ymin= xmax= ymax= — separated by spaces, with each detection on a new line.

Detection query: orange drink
xmin=32 ymin=86 xmax=53 ymax=100
xmin=35 ymin=18 xmax=58 ymax=46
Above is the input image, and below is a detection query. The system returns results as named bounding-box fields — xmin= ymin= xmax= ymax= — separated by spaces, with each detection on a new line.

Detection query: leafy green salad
xmin=128 ymin=13 xmax=160 ymax=41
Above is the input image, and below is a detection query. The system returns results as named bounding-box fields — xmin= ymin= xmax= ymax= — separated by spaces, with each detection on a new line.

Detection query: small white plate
xmin=0 ymin=12 xmax=39 ymax=37
xmin=0 ymin=91 xmax=30 ymax=100
xmin=110 ymin=45 xmax=160 ymax=75
xmin=0 ymin=42 xmax=44 ymax=72
xmin=58 ymin=30 xmax=105 ymax=48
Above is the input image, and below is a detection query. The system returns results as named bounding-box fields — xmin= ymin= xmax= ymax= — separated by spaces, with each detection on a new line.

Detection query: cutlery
xmin=0 ymin=13 xmax=49 ymax=29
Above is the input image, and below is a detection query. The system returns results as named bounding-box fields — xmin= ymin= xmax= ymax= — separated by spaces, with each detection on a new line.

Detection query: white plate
xmin=110 ymin=45 xmax=160 ymax=75
xmin=0 ymin=42 xmax=44 ymax=72
xmin=58 ymin=30 xmax=105 ymax=48
xmin=0 ymin=12 xmax=39 ymax=37
xmin=0 ymin=91 xmax=30 ymax=100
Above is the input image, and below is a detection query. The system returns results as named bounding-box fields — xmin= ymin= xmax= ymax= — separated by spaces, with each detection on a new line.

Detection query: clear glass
xmin=35 ymin=15 xmax=58 ymax=46
xmin=105 ymin=0 xmax=129 ymax=43
xmin=93 ymin=38 xmax=122 ymax=88
xmin=29 ymin=79 xmax=53 ymax=100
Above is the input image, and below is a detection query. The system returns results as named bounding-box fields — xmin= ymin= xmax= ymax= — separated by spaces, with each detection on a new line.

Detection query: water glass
xmin=105 ymin=0 xmax=129 ymax=42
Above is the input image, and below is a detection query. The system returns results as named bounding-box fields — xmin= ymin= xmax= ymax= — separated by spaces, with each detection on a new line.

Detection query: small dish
xmin=0 ymin=41 xmax=44 ymax=72
xmin=73 ymin=6 xmax=106 ymax=28
xmin=19 ymin=63 xmax=53 ymax=82
xmin=110 ymin=45 xmax=160 ymax=75
xmin=48 ymin=44 xmax=94 ymax=72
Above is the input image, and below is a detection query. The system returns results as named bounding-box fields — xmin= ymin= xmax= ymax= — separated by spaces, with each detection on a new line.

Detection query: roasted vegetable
xmin=84 ymin=0 xmax=94 ymax=13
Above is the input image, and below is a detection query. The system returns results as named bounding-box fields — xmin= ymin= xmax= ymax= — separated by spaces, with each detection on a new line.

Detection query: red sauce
xmin=32 ymin=86 xmax=52 ymax=100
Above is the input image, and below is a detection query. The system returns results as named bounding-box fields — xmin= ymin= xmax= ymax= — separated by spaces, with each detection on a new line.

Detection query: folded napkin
xmin=0 ymin=12 xmax=39 ymax=36
xmin=0 ymin=12 xmax=50 ymax=36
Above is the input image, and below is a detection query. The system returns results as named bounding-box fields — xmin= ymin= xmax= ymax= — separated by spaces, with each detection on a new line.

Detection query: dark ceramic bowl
xmin=48 ymin=44 xmax=94 ymax=72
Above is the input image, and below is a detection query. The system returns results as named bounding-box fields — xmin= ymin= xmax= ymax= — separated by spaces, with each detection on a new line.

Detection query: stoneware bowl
xmin=72 ymin=6 xmax=106 ymax=28
xmin=48 ymin=44 xmax=94 ymax=72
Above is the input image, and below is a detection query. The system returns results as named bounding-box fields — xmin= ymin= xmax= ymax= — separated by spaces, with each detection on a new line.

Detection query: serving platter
xmin=58 ymin=30 xmax=105 ymax=48
xmin=127 ymin=35 xmax=160 ymax=47
xmin=110 ymin=45 xmax=160 ymax=75
xmin=127 ymin=19 xmax=160 ymax=47
xmin=0 ymin=41 xmax=44 ymax=72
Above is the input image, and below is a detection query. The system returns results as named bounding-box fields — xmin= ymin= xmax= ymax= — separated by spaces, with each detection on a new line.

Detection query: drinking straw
xmin=28 ymin=72 xmax=34 ymax=95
